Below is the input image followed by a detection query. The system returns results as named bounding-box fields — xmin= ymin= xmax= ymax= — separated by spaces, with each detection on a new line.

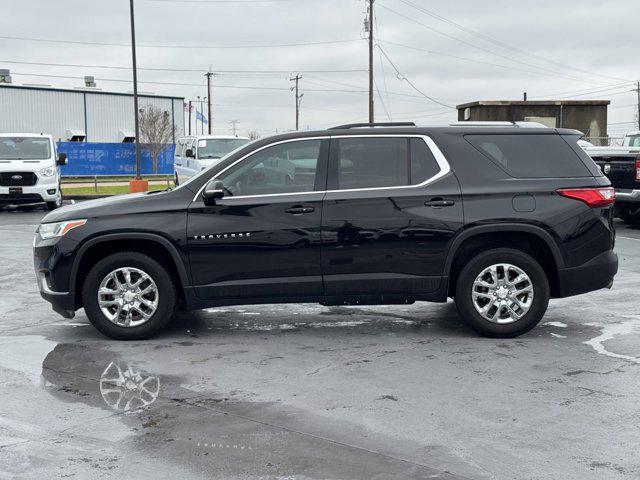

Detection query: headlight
xmin=38 ymin=219 xmax=87 ymax=240
xmin=39 ymin=166 xmax=56 ymax=177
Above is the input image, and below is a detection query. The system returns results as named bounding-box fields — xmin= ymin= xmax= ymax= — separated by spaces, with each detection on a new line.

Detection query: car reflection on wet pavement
xmin=99 ymin=362 xmax=160 ymax=413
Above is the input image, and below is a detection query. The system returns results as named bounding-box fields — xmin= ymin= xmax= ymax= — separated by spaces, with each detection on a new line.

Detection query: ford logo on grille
xmin=11 ymin=174 xmax=23 ymax=181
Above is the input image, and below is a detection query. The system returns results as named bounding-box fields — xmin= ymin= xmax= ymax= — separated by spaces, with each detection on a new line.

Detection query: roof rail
xmin=449 ymin=121 xmax=548 ymax=128
xmin=328 ymin=122 xmax=416 ymax=130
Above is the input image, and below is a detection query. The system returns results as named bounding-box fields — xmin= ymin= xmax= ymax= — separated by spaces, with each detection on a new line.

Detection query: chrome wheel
xmin=471 ymin=263 xmax=533 ymax=324
xmin=97 ymin=267 xmax=159 ymax=327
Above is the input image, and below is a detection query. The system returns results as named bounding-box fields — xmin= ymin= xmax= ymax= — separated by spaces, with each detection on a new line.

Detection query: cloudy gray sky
xmin=2 ymin=0 xmax=638 ymax=138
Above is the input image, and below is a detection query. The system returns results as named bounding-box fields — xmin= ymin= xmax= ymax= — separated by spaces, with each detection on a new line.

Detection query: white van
xmin=174 ymin=135 xmax=250 ymax=185
xmin=0 ymin=133 xmax=67 ymax=210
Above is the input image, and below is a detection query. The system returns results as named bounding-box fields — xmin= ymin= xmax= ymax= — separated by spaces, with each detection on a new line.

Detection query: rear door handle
xmin=424 ymin=198 xmax=455 ymax=207
xmin=285 ymin=206 xmax=315 ymax=214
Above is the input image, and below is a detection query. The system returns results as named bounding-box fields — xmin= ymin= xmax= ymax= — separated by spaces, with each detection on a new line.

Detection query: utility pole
xmin=205 ymin=70 xmax=213 ymax=134
xmin=367 ymin=0 xmax=374 ymax=123
xmin=636 ymin=81 xmax=640 ymax=130
xmin=290 ymin=74 xmax=303 ymax=130
xmin=188 ymin=100 xmax=192 ymax=135
xmin=229 ymin=119 xmax=239 ymax=136
xmin=129 ymin=0 xmax=141 ymax=180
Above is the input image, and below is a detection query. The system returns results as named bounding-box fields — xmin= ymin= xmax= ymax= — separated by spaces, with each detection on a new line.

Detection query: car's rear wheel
xmin=454 ymin=248 xmax=549 ymax=338
xmin=82 ymin=252 xmax=177 ymax=340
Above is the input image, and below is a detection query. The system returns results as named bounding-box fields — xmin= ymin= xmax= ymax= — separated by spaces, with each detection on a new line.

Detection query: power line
xmin=0 ymin=59 xmax=367 ymax=74
xmin=146 ymin=0 xmax=299 ymax=3
xmin=394 ymin=0 xmax=632 ymax=84
xmin=379 ymin=40 xmax=615 ymax=84
xmin=377 ymin=4 xmax=607 ymax=86
xmin=374 ymin=12 xmax=392 ymax=121
xmin=7 ymin=71 xmax=369 ymax=93
xmin=0 ymin=35 xmax=361 ymax=49
xmin=530 ymin=82 xmax=634 ymax=99
xmin=375 ymin=45 xmax=454 ymax=109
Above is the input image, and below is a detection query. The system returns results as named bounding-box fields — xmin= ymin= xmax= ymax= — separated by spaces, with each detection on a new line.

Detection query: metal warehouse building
xmin=0 ymin=84 xmax=184 ymax=143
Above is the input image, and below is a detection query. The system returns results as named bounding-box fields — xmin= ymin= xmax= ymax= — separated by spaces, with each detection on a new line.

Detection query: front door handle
xmin=424 ymin=198 xmax=455 ymax=207
xmin=285 ymin=206 xmax=315 ymax=215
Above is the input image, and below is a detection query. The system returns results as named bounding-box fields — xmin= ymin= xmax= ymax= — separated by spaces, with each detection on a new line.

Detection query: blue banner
xmin=57 ymin=142 xmax=175 ymax=176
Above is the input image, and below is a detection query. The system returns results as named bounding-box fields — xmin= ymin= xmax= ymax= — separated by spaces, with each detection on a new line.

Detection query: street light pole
xmin=129 ymin=0 xmax=141 ymax=180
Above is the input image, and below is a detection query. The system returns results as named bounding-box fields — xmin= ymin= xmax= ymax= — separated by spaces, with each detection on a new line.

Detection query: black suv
xmin=34 ymin=123 xmax=618 ymax=339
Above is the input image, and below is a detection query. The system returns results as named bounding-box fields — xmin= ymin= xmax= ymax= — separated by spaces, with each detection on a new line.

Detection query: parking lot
xmin=1 ymin=204 xmax=639 ymax=480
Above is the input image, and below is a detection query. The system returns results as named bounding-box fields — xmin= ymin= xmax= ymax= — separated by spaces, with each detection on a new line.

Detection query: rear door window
xmin=465 ymin=134 xmax=592 ymax=178
xmin=331 ymin=137 xmax=442 ymax=190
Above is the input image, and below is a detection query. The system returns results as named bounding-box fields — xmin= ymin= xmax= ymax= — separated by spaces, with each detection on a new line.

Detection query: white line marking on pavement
xmin=618 ymin=236 xmax=640 ymax=242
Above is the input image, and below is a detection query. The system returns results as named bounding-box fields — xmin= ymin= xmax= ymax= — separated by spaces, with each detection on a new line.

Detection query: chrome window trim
xmin=191 ymin=134 xmax=451 ymax=202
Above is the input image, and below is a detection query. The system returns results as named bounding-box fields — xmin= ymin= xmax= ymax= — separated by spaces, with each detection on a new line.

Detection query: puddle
xmin=583 ymin=318 xmax=640 ymax=364
xmin=36 ymin=342 xmax=477 ymax=480
xmin=41 ymin=343 xmax=169 ymax=413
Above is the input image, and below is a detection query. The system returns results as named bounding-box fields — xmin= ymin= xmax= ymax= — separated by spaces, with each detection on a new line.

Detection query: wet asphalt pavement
xmin=1 ymin=203 xmax=639 ymax=479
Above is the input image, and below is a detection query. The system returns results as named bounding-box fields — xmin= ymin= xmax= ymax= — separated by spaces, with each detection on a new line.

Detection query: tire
xmin=454 ymin=248 xmax=549 ymax=338
xmin=82 ymin=252 xmax=177 ymax=340
xmin=174 ymin=172 xmax=179 ymax=187
xmin=616 ymin=206 xmax=640 ymax=224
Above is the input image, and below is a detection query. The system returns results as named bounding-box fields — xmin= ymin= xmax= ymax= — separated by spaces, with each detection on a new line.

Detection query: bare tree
xmin=247 ymin=130 xmax=260 ymax=141
xmin=138 ymin=105 xmax=176 ymax=174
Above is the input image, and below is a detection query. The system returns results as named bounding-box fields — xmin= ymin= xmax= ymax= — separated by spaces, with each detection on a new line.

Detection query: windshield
xmin=626 ymin=135 xmax=640 ymax=147
xmin=0 ymin=137 xmax=51 ymax=160
xmin=198 ymin=138 xmax=249 ymax=160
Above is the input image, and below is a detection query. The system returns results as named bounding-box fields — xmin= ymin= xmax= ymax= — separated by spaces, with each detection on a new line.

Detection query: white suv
xmin=174 ymin=135 xmax=249 ymax=185
xmin=0 ymin=133 xmax=67 ymax=210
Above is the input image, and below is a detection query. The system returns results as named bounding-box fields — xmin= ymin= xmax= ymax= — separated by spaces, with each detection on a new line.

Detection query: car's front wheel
xmin=454 ymin=248 xmax=549 ymax=338
xmin=82 ymin=252 xmax=177 ymax=340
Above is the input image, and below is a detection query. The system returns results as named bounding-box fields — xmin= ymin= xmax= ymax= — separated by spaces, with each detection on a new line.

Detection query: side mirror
xmin=202 ymin=179 xmax=225 ymax=206
xmin=185 ymin=148 xmax=195 ymax=158
xmin=57 ymin=152 xmax=68 ymax=166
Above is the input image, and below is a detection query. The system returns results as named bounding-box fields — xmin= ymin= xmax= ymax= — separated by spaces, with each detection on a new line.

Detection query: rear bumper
xmin=615 ymin=188 xmax=640 ymax=206
xmin=556 ymin=250 xmax=618 ymax=298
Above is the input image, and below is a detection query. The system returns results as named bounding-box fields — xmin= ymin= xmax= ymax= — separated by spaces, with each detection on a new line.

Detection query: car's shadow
xmin=159 ymin=301 xmax=476 ymax=339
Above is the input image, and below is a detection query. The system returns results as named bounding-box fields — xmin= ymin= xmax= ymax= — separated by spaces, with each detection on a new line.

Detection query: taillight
xmin=557 ymin=187 xmax=615 ymax=208
xmin=636 ymin=159 xmax=640 ymax=181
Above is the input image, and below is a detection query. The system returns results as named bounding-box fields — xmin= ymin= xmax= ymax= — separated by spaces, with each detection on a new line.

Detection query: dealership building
xmin=0 ymin=83 xmax=185 ymax=143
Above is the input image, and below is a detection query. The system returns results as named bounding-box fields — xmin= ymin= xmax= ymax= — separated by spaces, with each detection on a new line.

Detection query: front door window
xmin=216 ymin=140 xmax=321 ymax=196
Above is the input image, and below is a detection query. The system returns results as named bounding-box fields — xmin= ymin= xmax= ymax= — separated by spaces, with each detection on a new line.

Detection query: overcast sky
xmin=2 ymin=0 xmax=638 ymax=138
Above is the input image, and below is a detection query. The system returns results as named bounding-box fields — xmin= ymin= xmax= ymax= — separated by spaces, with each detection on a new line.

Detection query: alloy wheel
xmin=97 ymin=267 xmax=159 ymax=327
xmin=471 ymin=263 xmax=533 ymax=324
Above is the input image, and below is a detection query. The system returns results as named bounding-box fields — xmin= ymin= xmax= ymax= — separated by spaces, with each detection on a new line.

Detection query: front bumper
xmin=36 ymin=270 xmax=75 ymax=318
xmin=556 ymin=250 xmax=618 ymax=298
xmin=0 ymin=175 xmax=60 ymax=204
xmin=34 ymin=233 xmax=78 ymax=318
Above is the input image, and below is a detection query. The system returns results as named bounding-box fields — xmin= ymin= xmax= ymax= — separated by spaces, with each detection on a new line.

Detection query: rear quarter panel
xmin=432 ymin=131 xmax=615 ymax=269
